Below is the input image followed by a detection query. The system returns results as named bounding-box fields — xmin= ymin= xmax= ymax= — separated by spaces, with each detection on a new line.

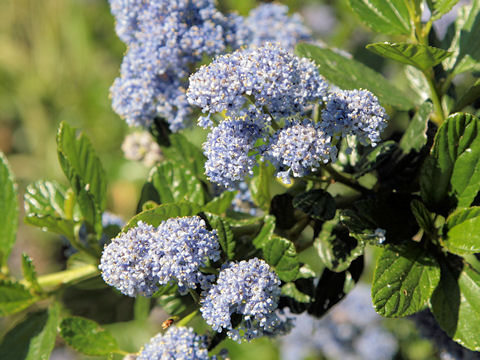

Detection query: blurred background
xmin=0 ymin=0 xmax=467 ymax=358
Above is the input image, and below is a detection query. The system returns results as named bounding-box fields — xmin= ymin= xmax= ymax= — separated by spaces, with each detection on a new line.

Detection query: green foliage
xmin=372 ymin=244 xmax=440 ymax=317
xmin=21 ymin=255 xmax=41 ymax=293
xmin=428 ymin=0 xmax=461 ymax=20
xmin=444 ymin=207 xmax=480 ymax=255
xmin=0 ymin=281 xmax=37 ymax=316
xmin=0 ymin=303 xmax=60 ymax=360
xmin=262 ymin=236 xmax=300 ymax=282
xmin=366 ymin=43 xmax=452 ymax=71
xmin=59 ymin=316 xmax=121 ymax=356
xmin=347 ymin=0 xmax=412 ymax=35
xmin=203 ymin=212 xmax=236 ymax=260
xmin=410 ymin=199 xmax=435 ymax=235
xmin=162 ymin=133 xmax=207 ymax=180
xmin=57 ymin=122 xmax=107 ymax=235
xmin=202 ymin=190 xmax=237 ymax=215
xmin=281 ymin=283 xmax=312 ymax=304
xmin=400 ymin=102 xmax=433 ymax=153
xmin=0 ymin=152 xmax=18 ymax=267
xmin=295 ymin=43 xmax=416 ymax=110
xmin=250 ymin=162 xmax=274 ymax=210
xmin=293 ymin=189 xmax=336 ymax=221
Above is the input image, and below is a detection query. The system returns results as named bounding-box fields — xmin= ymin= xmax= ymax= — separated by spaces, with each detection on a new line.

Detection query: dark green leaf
xmin=136 ymin=182 xmax=160 ymax=214
xmin=296 ymin=44 xmax=416 ymax=110
xmin=281 ymin=283 xmax=312 ymax=303
xmin=410 ymin=199 xmax=435 ymax=234
xmin=372 ymin=244 xmax=441 ymax=317
xmin=420 ymin=113 xmax=480 ymax=212
xmin=156 ymin=292 xmax=196 ymax=317
xmin=203 ymin=213 xmax=235 ymax=260
xmin=400 ymin=102 xmax=434 ymax=153
xmin=59 ymin=317 xmax=120 ymax=356
xmin=451 ymin=134 xmax=480 ymax=208
xmin=347 ymin=0 xmax=412 ymax=35
xmin=293 ymin=189 xmax=336 ymax=221
xmin=454 ymin=79 xmax=480 ymax=112
xmin=202 ymin=190 xmax=236 ymax=215
xmin=0 ymin=303 xmax=60 ymax=360
xmin=21 ymin=255 xmax=41 ymax=293
xmin=429 ymin=0 xmax=460 ymax=20
xmin=123 ymin=201 xmax=201 ymax=231
xmin=56 ymin=122 xmax=106 ymax=235
xmin=149 ymin=161 xmax=205 ymax=205
xmin=444 ymin=207 xmax=480 ymax=255
xmin=431 ymin=261 xmax=480 ymax=351
xmin=444 ymin=1 xmax=480 ymax=75
xmin=0 ymin=281 xmax=37 ymax=316
xmin=162 ymin=133 xmax=207 ymax=180
xmin=24 ymin=180 xmax=76 ymax=239
xmin=250 ymin=162 xmax=274 ymax=211
xmin=252 ymin=215 xmax=276 ymax=248
xmin=366 ymin=43 xmax=452 ymax=71
xmin=314 ymin=219 xmax=365 ymax=272
xmin=354 ymin=141 xmax=398 ymax=177
xmin=0 ymin=152 xmax=18 ymax=266
xmin=262 ymin=236 xmax=300 ymax=282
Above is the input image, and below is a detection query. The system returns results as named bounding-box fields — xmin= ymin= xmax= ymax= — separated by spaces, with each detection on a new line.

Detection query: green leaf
xmin=429 ymin=0 xmax=460 ymax=20
xmin=24 ymin=180 xmax=76 ymax=239
xmin=281 ymin=283 xmax=312 ymax=303
xmin=203 ymin=213 xmax=235 ymax=260
xmin=0 ymin=281 xmax=37 ymax=316
xmin=420 ymin=113 xmax=480 ymax=212
xmin=454 ymin=79 xmax=480 ymax=112
xmin=0 ymin=303 xmax=60 ymax=360
xmin=410 ymin=199 xmax=435 ymax=234
xmin=59 ymin=316 xmax=120 ymax=356
xmin=123 ymin=201 xmax=201 ymax=231
xmin=56 ymin=122 xmax=106 ymax=235
xmin=367 ymin=42 xmax=452 ymax=71
xmin=353 ymin=141 xmax=397 ymax=177
xmin=372 ymin=244 xmax=441 ymax=317
xmin=451 ymin=134 xmax=480 ymax=208
xmin=431 ymin=261 xmax=480 ymax=351
xmin=162 ymin=133 xmax=207 ymax=180
xmin=404 ymin=66 xmax=430 ymax=103
xmin=443 ymin=1 xmax=480 ymax=75
xmin=252 ymin=215 xmax=276 ymax=248
xmin=155 ymin=285 xmax=196 ymax=317
xmin=149 ymin=161 xmax=205 ymax=205
xmin=444 ymin=207 xmax=480 ymax=254
xmin=202 ymin=190 xmax=236 ymax=215
xmin=250 ymin=162 xmax=274 ymax=211
xmin=314 ymin=219 xmax=365 ymax=272
xmin=295 ymin=44 xmax=416 ymax=110
xmin=293 ymin=189 xmax=336 ymax=221
xmin=347 ymin=0 xmax=412 ymax=35
xmin=400 ymin=102 xmax=433 ymax=153
xmin=0 ymin=152 xmax=18 ymax=266
xmin=21 ymin=255 xmax=41 ymax=293
xmin=262 ymin=236 xmax=300 ymax=282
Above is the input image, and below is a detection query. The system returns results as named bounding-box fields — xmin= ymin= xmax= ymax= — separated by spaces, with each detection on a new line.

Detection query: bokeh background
xmin=0 ymin=0 xmax=467 ymax=358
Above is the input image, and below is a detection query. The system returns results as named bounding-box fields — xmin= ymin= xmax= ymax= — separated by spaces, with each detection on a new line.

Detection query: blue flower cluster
xmin=280 ymin=284 xmax=398 ymax=360
xmin=138 ymin=326 xmax=213 ymax=360
xmin=99 ymin=216 xmax=220 ymax=297
xmin=200 ymin=258 xmax=282 ymax=342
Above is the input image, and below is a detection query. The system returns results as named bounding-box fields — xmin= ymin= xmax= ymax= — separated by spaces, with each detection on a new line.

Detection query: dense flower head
xmin=200 ymin=258 xmax=282 ymax=342
xmin=264 ymin=119 xmax=336 ymax=184
xmin=203 ymin=111 xmax=266 ymax=189
xmin=243 ymin=3 xmax=312 ymax=50
xmin=187 ymin=43 xmax=328 ymax=119
xmin=99 ymin=216 xmax=220 ymax=297
xmin=138 ymin=327 xmax=212 ymax=360
xmin=321 ymin=89 xmax=388 ymax=146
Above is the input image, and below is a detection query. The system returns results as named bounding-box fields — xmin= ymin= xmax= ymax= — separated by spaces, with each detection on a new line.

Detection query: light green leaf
xmin=293 ymin=189 xmax=336 ymax=221
xmin=21 ymin=254 xmax=41 ymax=293
xmin=250 ymin=162 xmax=274 ymax=211
xmin=0 ymin=281 xmax=37 ymax=316
xmin=0 ymin=152 xmax=18 ymax=266
xmin=372 ymin=244 xmax=441 ymax=317
xmin=296 ymin=44 xmax=416 ymax=110
xmin=444 ymin=1 xmax=480 ymax=75
xmin=367 ymin=42 xmax=452 ymax=71
xmin=163 ymin=133 xmax=207 ymax=180
xmin=56 ymin=122 xmax=106 ymax=235
xmin=149 ymin=161 xmax=205 ymax=205
xmin=123 ymin=201 xmax=201 ymax=231
xmin=400 ymin=102 xmax=433 ymax=153
xmin=444 ymin=207 xmax=480 ymax=254
xmin=202 ymin=190 xmax=236 ymax=215
xmin=347 ymin=0 xmax=412 ymax=35
xmin=24 ymin=180 xmax=76 ymax=239
xmin=281 ymin=283 xmax=312 ymax=303
xmin=404 ymin=66 xmax=430 ymax=103
xmin=252 ymin=215 xmax=276 ymax=248
xmin=429 ymin=0 xmax=460 ymax=20
xmin=454 ymin=79 xmax=480 ymax=112
xmin=0 ymin=303 xmax=60 ymax=360
xmin=420 ymin=113 xmax=480 ymax=211
xmin=262 ymin=236 xmax=300 ymax=282
xmin=59 ymin=317 xmax=120 ymax=356
xmin=431 ymin=262 xmax=480 ymax=351
xmin=451 ymin=135 xmax=480 ymax=208
xmin=203 ymin=213 xmax=235 ymax=260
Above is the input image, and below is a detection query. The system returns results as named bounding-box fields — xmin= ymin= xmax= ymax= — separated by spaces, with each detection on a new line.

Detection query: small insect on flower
xmin=162 ymin=318 xmax=176 ymax=330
